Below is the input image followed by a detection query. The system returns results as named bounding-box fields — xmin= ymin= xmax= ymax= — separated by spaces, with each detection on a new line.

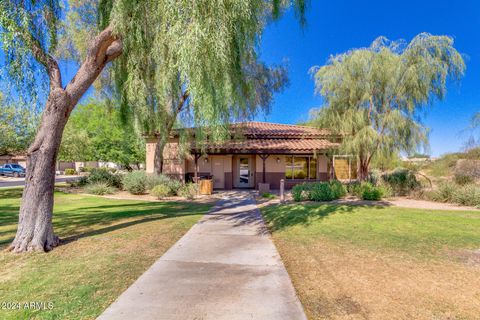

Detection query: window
xmin=285 ymin=156 xmax=317 ymax=180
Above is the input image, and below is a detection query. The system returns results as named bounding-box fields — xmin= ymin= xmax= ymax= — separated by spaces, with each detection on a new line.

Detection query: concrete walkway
xmin=98 ymin=191 xmax=306 ymax=320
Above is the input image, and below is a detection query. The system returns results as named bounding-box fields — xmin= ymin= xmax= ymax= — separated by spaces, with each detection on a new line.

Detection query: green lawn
xmin=0 ymin=188 xmax=211 ymax=320
xmin=261 ymin=203 xmax=480 ymax=319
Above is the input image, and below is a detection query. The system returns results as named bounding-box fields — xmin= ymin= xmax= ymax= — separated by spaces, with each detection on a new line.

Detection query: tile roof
xmin=194 ymin=138 xmax=339 ymax=153
xmin=231 ymin=121 xmax=331 ymax=138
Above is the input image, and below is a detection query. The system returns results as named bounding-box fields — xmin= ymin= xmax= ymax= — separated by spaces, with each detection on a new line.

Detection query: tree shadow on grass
xmin=0 ymin=200 xmax=211 ymax=250
xmin=261 ymin=202 xmax=388 ymax=232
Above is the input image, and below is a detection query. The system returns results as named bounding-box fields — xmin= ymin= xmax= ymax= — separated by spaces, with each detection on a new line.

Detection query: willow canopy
xmin=310 ymin=33 xmax=465 ymax=180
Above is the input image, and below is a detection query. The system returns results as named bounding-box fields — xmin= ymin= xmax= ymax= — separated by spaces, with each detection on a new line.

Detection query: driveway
xmin=97 ymin=191 xmax=306 ymax=320
xmin=0 ymin=175 xmax=80 ymax=188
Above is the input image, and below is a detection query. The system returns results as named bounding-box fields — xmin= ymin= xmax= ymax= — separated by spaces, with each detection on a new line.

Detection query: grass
xmin=0 ymin=187 xmax=211 ymax=320
xmin=261 ymin=203 xmax=480 ymax=319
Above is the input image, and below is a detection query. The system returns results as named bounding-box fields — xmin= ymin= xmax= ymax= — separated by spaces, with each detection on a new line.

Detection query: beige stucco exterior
xmin=146 ymin=138 xmax=331 ymax=189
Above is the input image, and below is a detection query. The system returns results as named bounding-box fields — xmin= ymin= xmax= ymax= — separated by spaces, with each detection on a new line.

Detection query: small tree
xmin=311 ymin=34 xmax=465 ymax=180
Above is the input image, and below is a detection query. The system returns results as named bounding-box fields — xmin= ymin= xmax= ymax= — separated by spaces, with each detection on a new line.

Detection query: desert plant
xmin=122 ymin=170 xmax=147 ymax=194
xmin=430 ymin=181 xmax=456 ymax=202
xmin=358 ymin=182 xmax=383 ymax=201
xmin=261 ymin=192 xmax=276 ymax=199
xmin=453 ymin=184 xmax=480 ymax=207
xmin=85 ymin=182 xmax=116 ymax=195
xmin=454 ymin=174 xmax=474 ymax=185
xmin=87 ymin=168 xmax=123 ymax=188
xmin=178 ymin=183 xmax=198 ymax=199
xmin=151 ymin=184 xmax=171 ymax=199
xmin=382 ymin=168 xmax=420 ymax=196
xmin=292 ymin=183 xmax=309 ymax=202
xmin=64 ymin=168 xmax=77 ymax=175
xmin=146 ymin=174 xmax=173 ymax=190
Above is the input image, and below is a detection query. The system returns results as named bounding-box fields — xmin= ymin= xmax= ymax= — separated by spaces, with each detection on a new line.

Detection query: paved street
xmin=0 ymin=176 xmax=80 ymax=188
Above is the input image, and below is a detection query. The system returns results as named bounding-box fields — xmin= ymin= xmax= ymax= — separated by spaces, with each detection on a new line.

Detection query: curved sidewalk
xmin=97 ymin=191 xmax=306 ymax=320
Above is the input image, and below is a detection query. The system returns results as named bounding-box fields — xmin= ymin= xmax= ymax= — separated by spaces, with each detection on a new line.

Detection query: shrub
xmin=178 ymin=183 xmax=198 ymax=199
xmin=85 ymin=182 xmax=115 ymax=195
xmin=64 ymin=168 xmax=77 ymax=175
xmin=454 ymin=159 xmax=480 ymax=184
xmin=87 ymin=168 xmax=123 ymax=188
xmin=292 ymin=181 xmax=346 ymax=202
xmin=76 ymin=175 xmax=89 ymax=186
xmin=79 ymin=166 xmax=95 ymax=173
xmin=261 ymin=192 xmax=276 ymax=199
xmin=382 ymin=168 xmax=419 ymax=196
xmin=122 ymin=170 xmax=147 ymax=194
xmin=151 ymin=184 xmax=171 ymax=199
xmin=452 ymin=184 xmax=480 ymax=207
xmin=146 ymin=174 xmax=172 ymax=190
xmin=430 ymin=181 xmax=456 ymax=202
xmin=292 ymin=183 xmax=309 ymax=202
xmin=454 ymin=174 xmax=474 ymax=185
xmin=358 ymin=182 xmax=383 ymax=200
xmin=346 ymin=181 xmax=361 ymax=196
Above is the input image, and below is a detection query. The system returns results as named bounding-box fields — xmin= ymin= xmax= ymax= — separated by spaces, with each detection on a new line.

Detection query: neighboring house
xmin=0 ymin=154 xmax=27 ymax=167
xmin=146 ymin=122 xmax=355 ymax=189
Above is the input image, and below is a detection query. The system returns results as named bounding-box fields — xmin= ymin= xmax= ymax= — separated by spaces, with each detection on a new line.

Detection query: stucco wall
xmin=146 ymin=138 xmax=185 ymax=180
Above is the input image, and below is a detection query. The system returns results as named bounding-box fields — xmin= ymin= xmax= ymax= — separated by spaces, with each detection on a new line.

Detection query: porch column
xmin=259 ymin=154 xmax=270 ymax=183
xmin=194 ymin=153 xmax=201 ymax=183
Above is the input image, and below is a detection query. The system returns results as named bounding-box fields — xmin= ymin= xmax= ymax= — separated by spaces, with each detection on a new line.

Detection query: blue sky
xmin=257 ymin=0 xmax=480 ymax=157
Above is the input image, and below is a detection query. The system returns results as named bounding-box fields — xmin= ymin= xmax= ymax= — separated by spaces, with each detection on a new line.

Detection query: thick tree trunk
xmin=7 ymin=26 xmax=122 ymax=253
xmin=8 ymin=89 xmax=71 ymax=252
xmin=358 ymin=158 xmax=370 ymax=181
xmin=154 ymin=136 xmax=167 ymax=175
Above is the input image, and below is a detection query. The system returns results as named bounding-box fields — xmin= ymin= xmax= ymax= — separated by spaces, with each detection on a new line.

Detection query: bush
xmin=382 ymin=168 xmax=419 ymax=196
xmin=64 ymin=168 xmax=77 ymax=175
xmin=452 ymin=184 xmax=480 ymax=207
xmin=151 ymin=184 xmax=171 ymax=199
xmin=430 ymin=181 xmax=456 ymax=202
xmin=178 ymin=183 xmax=198 ymax=199
xmin=454 ymin=159 xmax=480 ymax=184
xmin=79 ymin=166 xmax=95 ymax=173
xmin=87 ymin=168 xmax=123 ymax=188
xmin=122 ymin=170 xmax=147 ymax=194
xmin=454 ymin=174 xmax=474 ymax=185
xmin=358 ymin=182 xmax=383 ymax=200
xmin=292 ymin=181 xmax=346 ymax=202
xmin=146 ymin=174 xmax=172 ymax=190
xmin=261 ymin=192 xmax=276 ymax=199
xmin=85 ymin=182 xmax=116 ymax=195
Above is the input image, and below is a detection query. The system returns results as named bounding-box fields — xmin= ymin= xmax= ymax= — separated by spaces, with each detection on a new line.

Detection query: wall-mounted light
xmin=276 ymin=157 xmax=281 ymax=164
xmin=204 ymin=157 xmax=209 ymax=163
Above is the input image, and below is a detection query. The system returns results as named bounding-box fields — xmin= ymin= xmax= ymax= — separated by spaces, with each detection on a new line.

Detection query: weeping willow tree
xmin=310 ymin=33 xmax=465 ymax=180
xmin=0 ymin=0 xmax=307 ymax=252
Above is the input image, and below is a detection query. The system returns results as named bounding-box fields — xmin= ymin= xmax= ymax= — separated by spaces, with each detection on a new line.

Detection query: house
xmin=146 ymin=122 xmax=356 ymax=189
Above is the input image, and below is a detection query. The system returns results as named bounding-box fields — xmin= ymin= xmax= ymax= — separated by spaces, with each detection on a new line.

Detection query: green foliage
xmin=454 ymin=174 xmax=474 ymax=186
xmin=122 ymin=170 xmax=147 ymax=195
xmin=429 ymin=181 xmax=480 ymax=207
xmin=59 ymin=100 xmax=145 ymax=166
xmin=292 ymin=181 xmax=346 ymax=202
xmin=452 ymin=184 xmax=480 ymax=207
xmin=146 ymin=174 xmax=173 ymax=191
xmin=178 ymin=183 xmax=198 ymax=200
xmin=87 ymin=168 xmax=122 ymax=188
xmin=0 ymin=97 xmax=38 ymax=155
xmin=310 ymin=33 xmax=465 ymax=178
xmin=151 ymin=184 xmax=171 ymax=199
xmin=64 ymin=168 xmax=77 ymax=175
xmin=85 ymin=182 xmax=116 ymax=195
xmin=357 ymin=182 xmax=383 ymax=201
xmin=430 ymin=181 xmax=457 ymax=203
xmin=261 ymin=192 xmax=276 ymax=199
xmin=108 ymin=0 xmax=300 ymax=146
xmin=382 ymin=168 xmax=420 ymax=196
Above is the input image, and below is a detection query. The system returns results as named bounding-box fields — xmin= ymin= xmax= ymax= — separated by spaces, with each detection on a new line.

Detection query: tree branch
xmin=65 ymin=26 xmax=122 ymax=108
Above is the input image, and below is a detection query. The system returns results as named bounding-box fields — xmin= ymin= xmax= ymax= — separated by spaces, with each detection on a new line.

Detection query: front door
xmin=238 ymin=157 xmax=253 ymax=188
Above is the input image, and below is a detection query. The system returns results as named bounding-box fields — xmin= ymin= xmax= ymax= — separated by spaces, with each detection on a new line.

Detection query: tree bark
xmin=154 ymin=136 xmax=168 ymax=175
xmin=8 ymin=26 xmax=122 ymax=253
